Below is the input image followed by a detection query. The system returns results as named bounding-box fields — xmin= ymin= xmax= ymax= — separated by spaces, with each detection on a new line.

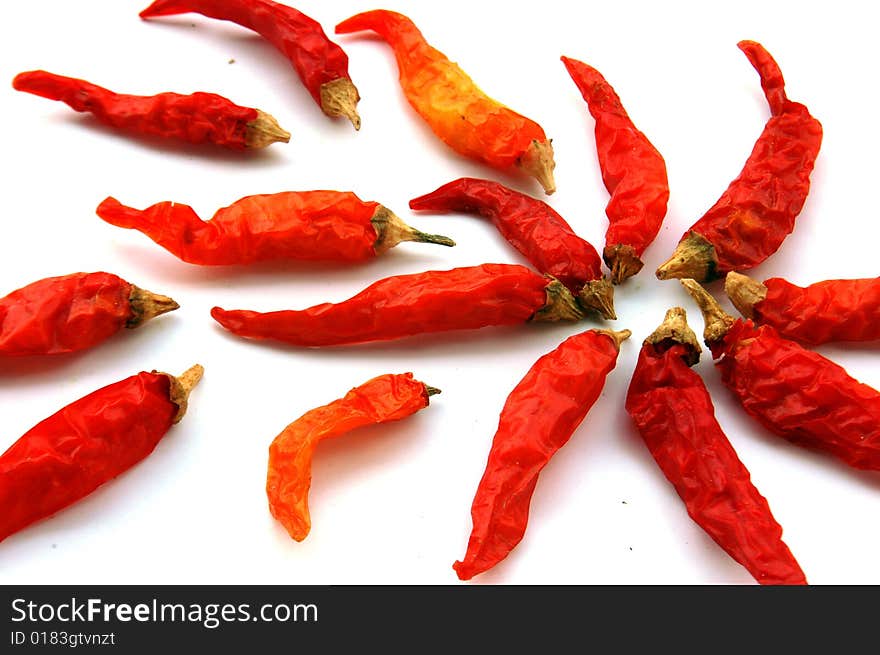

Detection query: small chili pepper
xmin=96 ymin=192 xmax=454 ymax=266
xmin=0 ymin=272 xmax=178 ymax=357
xmin=211 ymin=263 xmax=586 ymax=347
xmin=725 ymin=272 xmax=880 ymax=346
xmin=12 ymin=70 xmax=289 ymax=150
xmin=409 ymin=178 xmax=615 ymax=319
xmin=682 ymin=279 xmax=880 ymax=471
xmin=267 ymin=372 xmax=438 ymax=541
xmin=625 ymin=307 xmax=806 ymax=585
xmin=561 ymin=56 xmax=669 ymax=284
xmin=335 ymin=10 xmax=556 ymax=194
xmin=139 ymin=0 xmax=361 ymax=129
xmin=454 ymin=328 xmax=630 ymax=580
xmin=656 ymin=41 xmax=822 ymax=282
xmin=0 ymin=365 xmax=203 ymax=543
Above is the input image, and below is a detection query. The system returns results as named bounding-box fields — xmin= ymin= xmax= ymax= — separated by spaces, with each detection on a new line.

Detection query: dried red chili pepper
xmin=454 ymin=328 xmax=630 ymax=580
xmin=409 ymin=178 xmax=615 ymax=319
xmin=725 ymin=272 xmax=880 ymax=346
xmin=0 ymin=365 xmax=203 ymax=543
xmin=267 ymin=372 xmax=438 ymax=541
xmin=0 ymin=272 xmax=178 ymax=357
xmin=211 ymin=263 xmax=585 ymax=347
xmin=335 ymin=10 xmax=556 ymax=194
xmin=139 ymin=0 xmax=361 ymax=129
xmin=682 ymin=279 xmax=880 ymax=471
xmin=12 ymin=70 xmax=289 ymax=149
xmin=625 ymin=307 xmax=806 ymax=585
xmin=561 ymin=56 xmax=669 ymax=284
xmin=96 ymin=192 xmax=453 ymax=266
xmin=656 ymin=41 xmax=822 ymax=282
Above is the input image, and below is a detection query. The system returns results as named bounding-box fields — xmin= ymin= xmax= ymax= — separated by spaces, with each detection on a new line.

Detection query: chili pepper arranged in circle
xmin=12 ymin=70 xmax=289 ymax=150
xmin=725 ymin=272 xmax=880 ymax=346
xmin=139 ymin=0 xmax=361 ymax=129
xmin=454 ymin=328 xmax=629 ymax=580
xmin=0 ymin=365 xmax=203 ymax=544
xmin=211 ymin=263 xmax=586 ymax=347
xmin=96 ymin=192 xmax=454 ymax=266
xmin=656 ymin=41 xmax=822 ymax=282
xmin=335 ymin=10 xmax=556 ymax=194
xmin=409 ymin=178 xmax=615 ymax=319
xmin=625 ymin=307 xmax=806 ymax=585
xmin=682 ymin=279 xmax=880 ymax=471
xmin=267 ymin=372 xmax=438 ymax=541
xmin=0 ymin=272 xmax=178 ymax=357
xmin=561 ymin=56 xmax=669 ymax=284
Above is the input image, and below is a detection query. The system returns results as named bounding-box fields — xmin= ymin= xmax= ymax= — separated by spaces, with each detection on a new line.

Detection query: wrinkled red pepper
xmin=625 ymin=307 xmax=806 ymax=585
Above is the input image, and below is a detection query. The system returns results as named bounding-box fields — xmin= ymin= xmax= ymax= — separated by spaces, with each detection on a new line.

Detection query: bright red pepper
xmin=454 ymin=328 xmax=629 ymax=580
xmin=211 ymin=263 xmax=585 ymax=347
xmin=139 ymin=0 xmax=361 ymax=128
xmin=12 ymin=70 xmax=289 ymax=149
xmin=0 ymin=272 xmax=178 ymax=357
xmin=267 ymin=373 xmax=438 ymax=541
xmin=0 ymin=365 xmax=203 ymax=543
xmin=409 ymin=178 xmax=615 ymax=319
xmin=96 ymin=192 xmax=453 ymax=266
xmin=561 ymin=56 xmax=669 ymax=284
xmin=657 ymin=41 xmax=822 ymax=282
xmin=625 ymin=307 xmax=806 ymax=585
xmin=725 ymin=272 xmax=880 ymax=345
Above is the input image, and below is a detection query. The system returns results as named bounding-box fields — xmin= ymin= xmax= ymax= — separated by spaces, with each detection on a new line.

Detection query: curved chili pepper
xmin=409 ymin=178 xmax=615 ymax=319
xmin=211 ymin=263 xmax=585 ymax=347
xmin=656 ymin=41 xmax=822 ymax=282
xmin=454 ymin=328 xmax=629 ymax=580
xmin=561 ymin=56 xmax=669 ymax=284
xmin=139 ymin=0 xmax=361 ymax=128
xmin=12 ymin=70 xmax=289 ymax=150
xmin=0 ymin=272 xmax=178 ymax=357
xmin=335 ymin=10 xmax=556 ymax=194
xmin=96 ymin=192 xmax=453 ymax=266
xmin=682 ymin=279 xmax=880 ymax=471
xmin=267 ymin=372 xmax=438 ymax=541
xmin=0 ymin=365 xmax=203 ymax=543
xmin=625 ymin=307 xmax=806 ymax=585
xmin=725 ymin=272 xmax=880 ymax=346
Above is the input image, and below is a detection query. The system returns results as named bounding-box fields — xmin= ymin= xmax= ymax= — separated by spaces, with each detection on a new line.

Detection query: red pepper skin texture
xmin=454 ymin=329 xmax=625 ymax=580
xmin=211 ymin=264 xmax=558 ymax=347
xmin=12 ymin=70 xmax=259 ymax=149
xmin=409 ymin=178 xmax=603 ymax=293
xmin=625 ymin=341 xmax=806 ymax=585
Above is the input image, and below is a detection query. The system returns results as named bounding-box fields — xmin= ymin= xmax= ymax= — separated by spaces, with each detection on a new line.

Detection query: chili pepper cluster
xmin=3 ymin=1 xmax=878 ymax=585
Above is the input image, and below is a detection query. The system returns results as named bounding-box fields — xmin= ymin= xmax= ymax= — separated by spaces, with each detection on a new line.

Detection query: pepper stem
xmin=127 ymin=285 xmax=180 ymax=328
xmin=644 ymin=307 xmax=701 ymax=366
xmin=161 ymin=364 xmax=204 ymax=424
xmin=680 ymin=279 xmax=735 ymax=344
xmin=532 ymin=278 xmax=586 ymax=322
xmin=372 ymin=205 xmax=456 ymax=254
xmin=724 ymin=271 xmax=767 ymax=320
xmin=595 ymin=328 xmax=632 ymax=350
xmin=320 ymin=77 xmax=361 ymax=130
xmin=519 ymin=139 xmax=557 ymax=195
xmin=578 ymin=277 xmax=617 ymax=320
xmin=424 ymin=385 xmax=442 ymax=397
xmin=604 ymin=244 xmax=644 ymax=285
xmin=245 ymin=109 xmax=291 ymax=148
xmin=656 ymin=231 xmax=720 ymax=282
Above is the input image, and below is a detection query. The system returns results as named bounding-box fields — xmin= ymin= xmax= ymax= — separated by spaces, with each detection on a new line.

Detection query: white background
xmin=1 ymin=0 xmax=878 ymax=585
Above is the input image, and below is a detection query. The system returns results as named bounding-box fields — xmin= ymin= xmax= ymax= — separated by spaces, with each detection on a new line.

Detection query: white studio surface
xmin=1 ymin=0 xmax=878 ymax=585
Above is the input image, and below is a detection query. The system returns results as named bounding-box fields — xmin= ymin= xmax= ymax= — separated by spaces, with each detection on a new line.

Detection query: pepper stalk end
xmin=724 ymin=271 xmax=767 ymax=320
xmin=163 ymin=364 xmax=205 ymax=424
xmin=127 ymin=285 xmax=180 ymax=328
xmin=245 ymin=109 xmax=291 ymax=148
xmin=519 ymin=139 xmax=556 ymax=195
xmin=532 ymin=278 xmax=586 ymax=322
xmin=320 ymin=77 xmax=362 ymax=130
xmin=680 ymin=279 xmax=735 ymax=345
xmin=578 ymin=277 xmax=617 ymax=320
xmin=656 ymin=232 xmax=720 ymax=282
xmin=644 ymin=307 xmax=702 ymax=366
xmin=595 ymin=328 xmax=632 ymax=350
xmin=604 ymin=244 xmax=644 ymax=285
xmin=371 ymin=205 xmax=456 ymax=254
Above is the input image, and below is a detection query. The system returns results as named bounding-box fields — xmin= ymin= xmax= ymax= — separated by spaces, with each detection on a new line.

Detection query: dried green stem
xmin=127 ymin=285 xmax=179 ymax=328
xmin=656 ymin=231 xmax=720 ymax=282
xmin=161 ymin=364 xmax=205 ymax=424
xmin=604 ymin=244 xmax=644 ymax=285
xmin=320 ymin=77 xmax=361 ymax=130
xmin=519 ymin=139 xmax=556 ymax=195
xmin=372 ymin=206 xmax=456 ymax=254
xmin=725 ymin=271 xmax=768 ymax=320
xmin=578 ymin=277 xmax=617 ymax=320
xmin=531 ymin=278 xmax=586 ymax=322
xmin=679 ymin=279 xmax=735 ymax=344
xmin=644 ymin=307 xmax=701 ymax=366
xmin=245 ymin=109 xmax=291 ymax=148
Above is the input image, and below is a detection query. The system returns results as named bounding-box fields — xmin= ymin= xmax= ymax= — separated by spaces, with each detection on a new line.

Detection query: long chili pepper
xmin=625 ymin=307 xmax=806 ymax=585
xmin=139 ymin=0 xmax=361 ymax=129
xmin=0 ymin=272 xmax=178 ymax=357
xmin=0 ymin=365 xmax=203 ymax=543
xmin=681 ymin=279 xmax=880 ymax=471
xmin=409 ymin=178 xmax=615 ymax=319
xmin=656 ymin=41 xmax=822 ymax=282
xmin=211 ymin=263 xmax=586 ymax=347
xmin=267 ymin=372 xmax=438 ymax=541
xmin=454 ymin=328 xmax=630 ymax=580
xmin=561 ymin=56 xmax=669 ymax=284
xmin=12 ymin=70 xmax=289 ymax=150
xmin=725 ymin=272 xmax=880 ymax=346
xmin=335 ymin=10 xmax=556 ymax=195
xmin=96 ymin=192 xmax=453 ymax=266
